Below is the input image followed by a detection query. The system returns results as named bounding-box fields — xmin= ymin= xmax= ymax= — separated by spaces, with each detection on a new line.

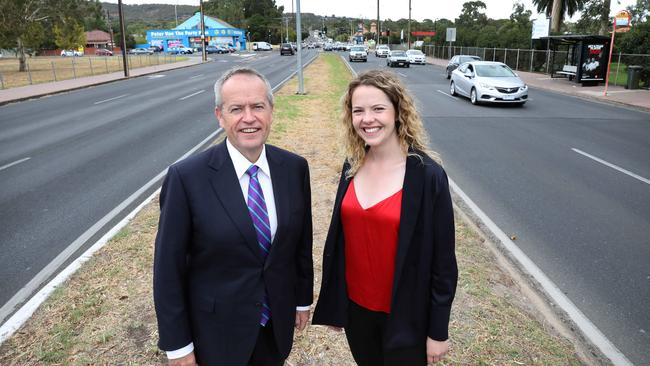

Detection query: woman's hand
xmin=426 ymin=337 xmax=449 ymax=364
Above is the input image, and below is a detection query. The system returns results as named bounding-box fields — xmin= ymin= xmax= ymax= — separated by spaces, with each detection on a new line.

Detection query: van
xmin=252 ymin=42 xmax=272 ymax=51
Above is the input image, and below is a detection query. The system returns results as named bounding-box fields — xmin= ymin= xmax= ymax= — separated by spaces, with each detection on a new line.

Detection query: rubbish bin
xmin=626 ymin=65 xmax=642 ymax=89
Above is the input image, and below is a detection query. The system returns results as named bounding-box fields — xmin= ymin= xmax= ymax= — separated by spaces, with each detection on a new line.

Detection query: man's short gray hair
xmin=213 ymin=66 xmax=274 ymax=109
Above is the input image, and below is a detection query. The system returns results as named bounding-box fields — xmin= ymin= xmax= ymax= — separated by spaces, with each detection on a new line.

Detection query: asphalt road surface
xmin=0 ymin=50 xmax=318 ymax=323
xmin=344 ymin=52 xmax=650 ymax=365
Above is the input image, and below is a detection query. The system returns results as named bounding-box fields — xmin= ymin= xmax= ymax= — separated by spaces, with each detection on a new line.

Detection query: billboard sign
xmin=581 ymin=44 xmax=606 ymax=81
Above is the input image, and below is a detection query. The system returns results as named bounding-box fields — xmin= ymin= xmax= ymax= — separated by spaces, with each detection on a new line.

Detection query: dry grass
xmin=0 ymin=54 xmax=185 ymax=89
xmin=0 ymin=54 xmax=587 ymax=365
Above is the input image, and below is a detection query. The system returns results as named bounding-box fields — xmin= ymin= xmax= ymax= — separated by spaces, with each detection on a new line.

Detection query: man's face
xmin=215 ymin=73 xmax=273 ymax=162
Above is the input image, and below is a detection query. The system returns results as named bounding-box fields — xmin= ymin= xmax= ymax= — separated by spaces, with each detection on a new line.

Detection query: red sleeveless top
xmin=341 ymin=179 xmax=402 ymax=313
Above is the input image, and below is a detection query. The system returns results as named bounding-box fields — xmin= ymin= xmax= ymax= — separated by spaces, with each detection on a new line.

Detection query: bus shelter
xmin=542 ymin=35 xmax=610 ymax=86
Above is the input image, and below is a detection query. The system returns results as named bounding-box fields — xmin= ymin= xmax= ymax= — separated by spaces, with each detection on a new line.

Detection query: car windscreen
xmin=351 ymin=47 xmax=365 ymax=51
xmin=407 ymin=50 xmax=423 ymax=55
xmin=391 ymin=51 xmax=406 ymax=56
xmin=475 ymin=64 xmax=516 ymax=77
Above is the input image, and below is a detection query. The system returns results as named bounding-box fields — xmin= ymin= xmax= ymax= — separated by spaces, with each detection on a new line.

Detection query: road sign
xmin=446 ymin=28 xmax=456 ymax=42
xmin=532 ymin=17 xmax=550 ymax=39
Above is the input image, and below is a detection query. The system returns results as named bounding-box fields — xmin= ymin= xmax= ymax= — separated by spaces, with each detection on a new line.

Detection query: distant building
xmin=146 ymin=13 xmax=246 ymax=51
xmin=85 ymin=30 xmax=113 ymax=49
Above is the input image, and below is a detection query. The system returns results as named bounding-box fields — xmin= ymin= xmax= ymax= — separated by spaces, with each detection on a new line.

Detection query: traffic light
xmin=386 ymin=29 xmax=390 ymax=36
xmin=324 ymin=26 xmax=327 ymax=34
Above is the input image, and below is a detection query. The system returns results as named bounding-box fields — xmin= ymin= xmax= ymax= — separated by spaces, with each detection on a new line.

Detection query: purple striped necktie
xmin=246 ymin=165 xmax=272 ymax=326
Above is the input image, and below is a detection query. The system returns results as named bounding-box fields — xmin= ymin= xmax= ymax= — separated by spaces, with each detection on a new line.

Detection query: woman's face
xmin=350 ymin=85 xmax=397 ymax=148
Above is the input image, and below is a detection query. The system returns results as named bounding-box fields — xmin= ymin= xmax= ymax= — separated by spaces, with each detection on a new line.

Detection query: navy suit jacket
xmin=153 ymin=141 xmax=313 ymax=365
xmin=312 ymin=151 xmax=457 ymax=348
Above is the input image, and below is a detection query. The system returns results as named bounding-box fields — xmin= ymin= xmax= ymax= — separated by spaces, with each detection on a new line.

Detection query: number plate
xmin=503 ymin=95 xmax=515 ymax=100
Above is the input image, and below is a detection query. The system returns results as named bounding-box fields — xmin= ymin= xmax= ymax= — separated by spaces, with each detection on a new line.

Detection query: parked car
xmin=149 ymin=46 xmax=163 ymax=53
xmin=387 ymin=50 xmax=409 ymax=68
xmin=450 ymin=61 xmax=528 ymax=106
xmin=323 ymin=43 xmax=333 ymax=51
xmin=129 ymin=48 xmax=153 ymax=55
xmin=95 ymin=48 xmax=113 ymax=56
xmin=406 ymin=49 xmax=426 ymax=65
xmin=375 ymin=45 xmax=390 ymax=57
xmin=167 ymin=46 xmax=193 ymax=54
xmin=280 ymin=43 xmax=295 ymax=55
xmin=61 ymin=49 xmax=83 ymax=57
xmin=446 ymin=54 xmax=481 ymax=78
xmin=348 ymin=46 xmax=367 ymax=62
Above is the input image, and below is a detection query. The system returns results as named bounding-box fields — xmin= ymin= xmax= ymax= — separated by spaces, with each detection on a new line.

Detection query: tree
xmin=456 ymin=1 xmax=488 ymax=46
xmin=532 ymin=0 xmax=585 ymax=32
xmin=53 ymin=17 xmax=86 ymax=50
xmin=627 ymin=0 xmax=649 ymax=24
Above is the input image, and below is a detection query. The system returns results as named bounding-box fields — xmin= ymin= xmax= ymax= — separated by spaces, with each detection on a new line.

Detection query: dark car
xmin=95 ymin=48 xmax=113 ymax=56
xmin=280 ymin=43 xmax=295 ymax=56
xmin=446 ymin=55 xmax=482 ymax=79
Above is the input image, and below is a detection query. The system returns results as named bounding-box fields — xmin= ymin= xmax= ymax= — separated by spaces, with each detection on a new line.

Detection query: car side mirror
xmin=464 ymin=71 xmax=473 ymax=78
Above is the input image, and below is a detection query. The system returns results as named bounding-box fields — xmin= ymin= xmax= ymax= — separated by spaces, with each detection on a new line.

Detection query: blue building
xmin=146 ymin=13 xmax=246 ymax=51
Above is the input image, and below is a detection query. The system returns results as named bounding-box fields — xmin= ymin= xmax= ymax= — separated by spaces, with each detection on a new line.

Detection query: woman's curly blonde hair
xmin=341 ymin=69 xmax=433 ymax=178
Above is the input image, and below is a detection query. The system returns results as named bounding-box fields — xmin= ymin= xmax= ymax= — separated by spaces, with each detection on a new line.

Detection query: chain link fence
xmin=0 ymin=54 xmax=179 ymax=90
xmin=421 ymin=45 xmax=649 ymax=88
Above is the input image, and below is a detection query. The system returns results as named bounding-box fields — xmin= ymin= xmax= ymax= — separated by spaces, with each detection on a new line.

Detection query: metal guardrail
xmin=420 ymin=45 xmax=648 ymax=88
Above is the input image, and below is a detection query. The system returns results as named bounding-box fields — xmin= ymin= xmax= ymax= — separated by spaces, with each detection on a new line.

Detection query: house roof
xmin=175 ymin=13 xmax=238 ymax=30
xmin=85 ymin=30 xmax=112 ymax=42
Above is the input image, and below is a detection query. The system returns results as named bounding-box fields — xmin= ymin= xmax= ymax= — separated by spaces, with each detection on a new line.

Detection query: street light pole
xmin=199 ymin=0 xmax=206 ymax=62
xmin=295 ymin=0 xmax=304 ymax=94
xmin=377 ymin=0 xmax=380 ymax=44
xmin=117 ymin=0 xmax=129 ymax=77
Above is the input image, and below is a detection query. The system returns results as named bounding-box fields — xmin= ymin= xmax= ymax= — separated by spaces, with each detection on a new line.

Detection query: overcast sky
xmin=112 ymin=0 xmax=637 ymax=22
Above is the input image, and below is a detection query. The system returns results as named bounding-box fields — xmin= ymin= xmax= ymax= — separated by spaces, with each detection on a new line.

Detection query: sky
xmin=112 ymin=0 xmax=638 ymax=22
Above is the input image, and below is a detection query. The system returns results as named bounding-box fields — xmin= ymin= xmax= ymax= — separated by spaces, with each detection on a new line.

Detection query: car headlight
xmin=479 ymin=82 xmax=494 ymax=90
xmin=519 ymin=85 xmax=528 ymax=91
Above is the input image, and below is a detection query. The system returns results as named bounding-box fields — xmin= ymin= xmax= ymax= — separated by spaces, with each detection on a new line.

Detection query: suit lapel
xmin=266 ymin=147 xmax=288 ymax=267
xmin=392 ymin=154 xmax=423 ymax=299
xmin=207 ymin=142 xmax=262 ymax=263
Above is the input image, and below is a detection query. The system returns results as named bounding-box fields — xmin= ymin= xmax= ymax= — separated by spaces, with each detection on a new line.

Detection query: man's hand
xmin=168 ymin=351 xmax=197 ymax=366
xmin=426 ymin=337 xmax=449 ymax=364
xmin=295 ymin=310 xmax=310 ymax=331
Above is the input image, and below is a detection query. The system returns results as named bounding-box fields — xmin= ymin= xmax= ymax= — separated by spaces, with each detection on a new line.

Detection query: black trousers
xmin=248 ymin=320 xmax=284 ymax=366
xmin=345 ymin=301 xmax=427 ymax=366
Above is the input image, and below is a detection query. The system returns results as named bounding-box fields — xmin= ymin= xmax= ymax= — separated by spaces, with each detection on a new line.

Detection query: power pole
xmin=377 ymin=0 xmax=380 ymax=44
xmin=117 ymin=0 xmax=129 ymax=77
xmin=106 ymin=9 xmax=115 ymax=50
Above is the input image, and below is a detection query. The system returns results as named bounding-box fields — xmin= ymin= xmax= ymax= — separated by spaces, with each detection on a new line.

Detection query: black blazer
xmin=312 ymin=151 xmax=457 ymax=349
xmin=153 ymin=141 xmax=313 ymax=365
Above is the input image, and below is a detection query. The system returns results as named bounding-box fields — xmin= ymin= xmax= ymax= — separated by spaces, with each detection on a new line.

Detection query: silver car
xmin=406 ymin=49 xmax=426 ymax=65
xmin=387 ymin=50 xmax=410 ymax=68
xmin=450 ymin=61 xmax=528 ymax=105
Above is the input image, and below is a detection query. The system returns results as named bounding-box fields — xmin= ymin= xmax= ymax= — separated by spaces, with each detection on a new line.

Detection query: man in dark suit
xmin=153 ymin=66 xmax=313 ymax=366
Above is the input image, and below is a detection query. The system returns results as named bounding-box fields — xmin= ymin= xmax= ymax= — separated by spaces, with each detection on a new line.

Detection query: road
xmin=0 ymin=50 xmax=318 ymax=323
xmin=343 ymin=53 xmax=650 ymax=365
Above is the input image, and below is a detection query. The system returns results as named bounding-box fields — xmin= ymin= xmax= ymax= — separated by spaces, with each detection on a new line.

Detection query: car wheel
xmin=470 ymin=88 xmax=479 ymax=105
xmin=406 ymin=63 xmax=410 ymax=68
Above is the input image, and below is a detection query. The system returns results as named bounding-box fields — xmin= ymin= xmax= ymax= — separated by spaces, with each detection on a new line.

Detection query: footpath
xmin=427 ymin=56 xmax=650 ymax=111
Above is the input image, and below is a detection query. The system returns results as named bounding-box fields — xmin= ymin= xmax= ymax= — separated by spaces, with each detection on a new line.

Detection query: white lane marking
xmin=0 ymin=157 xmax=30 ymax=172
xmin=437 ymin=90 xmax=458 ymax=100
xmin=190 ymin=74 xmax=204 ymax=79
xmin=572 ymin=148 xmax=650 ymax=185
xmin=93 ymin=94 xmax=129 ymax=105
xmin=397 ymin=72 xmax=407 ymax=77
xmin=449 ymin=177 xmax=633 ymax=366
xmin=178 ymin=89 xmax=206 ymax=100
xmin=147 ymin=74 xmax=165 ymax=79
xmin=0 ymin=128 xmax=222 ymax=344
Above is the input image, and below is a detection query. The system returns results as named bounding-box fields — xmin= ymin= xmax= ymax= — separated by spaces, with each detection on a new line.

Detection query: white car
xmin=450 ymin=61 xmax=528 ymax=106
xmin=387 ymin=50 xmax=409 ymax=68
xmin=406 ymin=49 xmax=426 ymax=65
xmin=61 ymin=49 xmax=83 ymax=57
xmin=375 ymin=45 xmax=390 ymax=57
xmin=348 ymin=46 xmax=367 ymax=62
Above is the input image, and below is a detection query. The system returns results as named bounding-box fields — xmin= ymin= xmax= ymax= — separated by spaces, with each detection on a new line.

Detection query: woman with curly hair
xmin=312 ymin=69 xmax=458 ymax=365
